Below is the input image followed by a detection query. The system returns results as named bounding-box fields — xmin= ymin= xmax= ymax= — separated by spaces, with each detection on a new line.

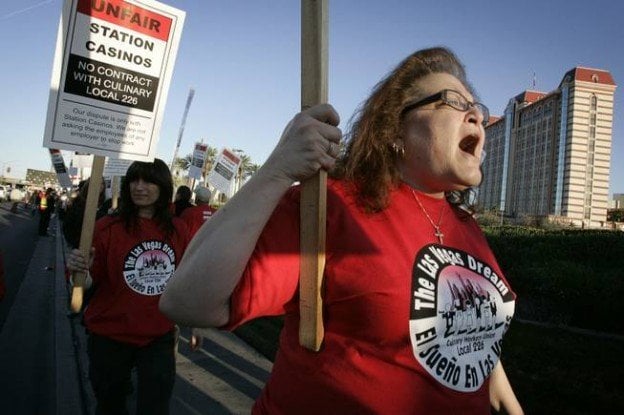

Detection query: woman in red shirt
xmin=161 ymin=48 xmax=524 ymax=414
xmin=67 ymin=158 xmax=194 ymax=414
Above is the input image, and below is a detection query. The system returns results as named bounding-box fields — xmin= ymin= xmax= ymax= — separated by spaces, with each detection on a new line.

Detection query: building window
xmin=583 ymin=94 xmax=598 ymax=221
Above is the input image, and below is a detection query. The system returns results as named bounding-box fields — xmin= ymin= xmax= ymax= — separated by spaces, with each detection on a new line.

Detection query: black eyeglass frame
xmin=400 ymin=89 xmax=490 ymax=126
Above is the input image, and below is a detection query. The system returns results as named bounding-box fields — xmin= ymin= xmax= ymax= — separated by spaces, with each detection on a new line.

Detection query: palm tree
xmin=172 ymin=155 xmax=192 ymax=176
xmin=201 ymin=146 xmax=218 ymax=181
xmin=238 ymin=154 xmax=251 ymax=178
xmin=233 ymin=153 xmax=258 ymax=191
xmin=171 ymin=155 xmax=192 ymax=189
xmin=237 ymin=154 xmax=262 ymax=180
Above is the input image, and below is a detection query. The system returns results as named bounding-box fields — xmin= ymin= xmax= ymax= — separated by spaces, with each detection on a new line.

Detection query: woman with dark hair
xmin=173 ymin=185 xmax=193 ymax=217
xmin=67 ymin=158 xmax=196 ymax=414
xmin=161 ymin=48 xmax=523 ymax=414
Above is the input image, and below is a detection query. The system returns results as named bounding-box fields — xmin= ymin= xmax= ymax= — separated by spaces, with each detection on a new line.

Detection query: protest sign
xmin=103 ymin=157 xmax=132 ymax=208
xmin=72 ymin=153 xmax=93 ymax=168
xmin=43 ymin=0 xmax=185 ymax=161
xmin=206 ymin=148 xmax=241 ymax=197
xmin=188 ymin=142 xmax=208 ymax=180
xmin=41 ymin=0 xmax=186 ymax=313
xmin=49 ymin=149 xmax=73 ymax=188
xmin=103 ymin=157 xmax=133 ymax=177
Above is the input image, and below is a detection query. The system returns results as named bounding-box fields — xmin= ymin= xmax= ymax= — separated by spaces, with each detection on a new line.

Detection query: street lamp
xmin=1 ymin=160 xmax=18 ymax=179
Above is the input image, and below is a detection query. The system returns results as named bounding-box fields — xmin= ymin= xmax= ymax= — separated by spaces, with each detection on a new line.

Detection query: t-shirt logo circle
xmin=123 ymin=240 xmax=176 ymax=296
xmin=409 ymin=244 xmax=515 ymax=392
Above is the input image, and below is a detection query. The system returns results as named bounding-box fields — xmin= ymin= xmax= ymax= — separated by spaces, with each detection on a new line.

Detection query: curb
xmin=54 ymin=217 xmax=95 ymax=415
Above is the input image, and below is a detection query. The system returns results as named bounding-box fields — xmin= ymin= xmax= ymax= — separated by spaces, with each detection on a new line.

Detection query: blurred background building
xmin=479 ymin=66 xmax=617 ymax=228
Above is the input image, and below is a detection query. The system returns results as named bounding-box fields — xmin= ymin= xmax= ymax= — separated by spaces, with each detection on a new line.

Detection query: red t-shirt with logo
xmin=226 ymin=180 xmax=516 ymax=414
xmin=84 ymin=216 xmax=191 ymax=346
xmin=180 ymin=204 xmax=216 ymax=237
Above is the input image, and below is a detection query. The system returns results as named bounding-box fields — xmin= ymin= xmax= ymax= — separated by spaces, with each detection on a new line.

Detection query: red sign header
xmin=78 ymin=0 xmax=171 ymax=41
xmin=223 ymin=149 xmax=241 ymax=164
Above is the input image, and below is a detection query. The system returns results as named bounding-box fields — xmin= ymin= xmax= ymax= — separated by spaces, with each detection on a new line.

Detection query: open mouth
xmin=459 ymin=135 xmax=480 ymax=157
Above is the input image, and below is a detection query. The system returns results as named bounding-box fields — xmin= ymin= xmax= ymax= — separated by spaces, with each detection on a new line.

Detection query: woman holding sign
xmin=67 ymin=158 xmax=200 ymax=414
xmin=160 ymin=47 xmax=523 ymax=414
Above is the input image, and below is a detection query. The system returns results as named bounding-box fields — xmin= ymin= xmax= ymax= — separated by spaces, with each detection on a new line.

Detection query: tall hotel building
xmin=479 ymin=67 xmax=617 ymax=227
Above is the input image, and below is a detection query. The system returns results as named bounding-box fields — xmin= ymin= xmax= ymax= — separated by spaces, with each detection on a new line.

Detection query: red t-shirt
xmin=84 ymin=216 xmax=191 ymax=346
xmin=180 ymin=204 xmax=216 ymax=236
xmin=226 ymin=180 xmax=516 ymax=414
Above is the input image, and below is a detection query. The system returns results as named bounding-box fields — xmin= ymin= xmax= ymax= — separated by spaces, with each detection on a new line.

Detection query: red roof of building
xmin=563 ymin=67 xmax=616 ymax=86
xmin=486 ymin=66 xmax=615 ymax=130
xmin=514 ymin=90 xmax=547 ymax=104
xmin=486 ymin=115 xmax=502 ymax=126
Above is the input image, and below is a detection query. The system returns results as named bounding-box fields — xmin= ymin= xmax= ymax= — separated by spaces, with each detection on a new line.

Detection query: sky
xmin=0 ymin=0 xmax=622 ymax=196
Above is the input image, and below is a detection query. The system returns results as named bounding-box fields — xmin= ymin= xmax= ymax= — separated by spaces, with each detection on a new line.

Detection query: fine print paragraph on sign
xmin=60 ymin=106 xmax=148 ymax=151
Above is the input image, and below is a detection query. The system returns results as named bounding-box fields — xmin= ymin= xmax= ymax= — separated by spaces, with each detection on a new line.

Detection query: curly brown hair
xmin=332 ymin=47 xmax=478 ymax=214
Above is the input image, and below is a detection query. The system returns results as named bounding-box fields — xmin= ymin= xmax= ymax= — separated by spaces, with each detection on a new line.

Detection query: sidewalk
xmin=53 ymin=219 xmax=272 ymax=414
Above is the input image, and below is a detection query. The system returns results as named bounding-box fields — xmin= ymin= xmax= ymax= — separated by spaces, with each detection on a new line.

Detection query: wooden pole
xmin=299 ymin=0 xmax=328 ymax=351
xmin=111 ymin=175 xmax=120 ymax=210
xmin=70 ymin=155 xmax=105 ymax=313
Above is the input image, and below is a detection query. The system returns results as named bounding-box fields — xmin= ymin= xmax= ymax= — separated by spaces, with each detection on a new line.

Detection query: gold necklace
xmin=411 ymin=190 xmax=446 ymax=244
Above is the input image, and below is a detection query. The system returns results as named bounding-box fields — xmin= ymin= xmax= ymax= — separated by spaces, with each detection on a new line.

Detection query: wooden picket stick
xmin=70 ymin=155 xmax=105 ymax=313
xmin=299 ymin=0 xmax=328 ymax=351
xmin=111 ymin=175 xmax=120 ymax=210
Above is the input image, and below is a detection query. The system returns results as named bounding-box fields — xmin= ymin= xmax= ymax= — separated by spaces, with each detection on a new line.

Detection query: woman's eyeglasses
xmin=401 ymin=89 xmax=490 ymax=126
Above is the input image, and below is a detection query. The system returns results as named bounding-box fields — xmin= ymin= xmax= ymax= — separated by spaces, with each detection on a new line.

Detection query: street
xmin=0 ymin=202 xmax=56 ymax=413
xmin=0 ymin=202 xmax=40 ymax=331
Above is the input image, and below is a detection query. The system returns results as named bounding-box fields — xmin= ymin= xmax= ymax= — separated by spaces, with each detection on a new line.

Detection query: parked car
xmin=9 ymin=188 xmax=25 ymax=202
xmin=0 ymin=185 xmax=6 ymax=201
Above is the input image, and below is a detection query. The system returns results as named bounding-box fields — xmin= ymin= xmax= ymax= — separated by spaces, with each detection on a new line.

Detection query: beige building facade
xmin=479 ymin=67 xmax=617 ymax=228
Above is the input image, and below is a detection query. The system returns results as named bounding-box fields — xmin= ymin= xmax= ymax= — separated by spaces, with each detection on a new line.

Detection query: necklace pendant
xmin=434 ymin=227 xmax=444 ymax=244
xmin=410 ymin=189 xmax=446 ymax=246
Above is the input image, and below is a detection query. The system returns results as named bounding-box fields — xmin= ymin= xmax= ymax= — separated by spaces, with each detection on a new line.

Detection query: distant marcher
xmin=57 ymin=191 xmax=69 ymax=222
xmin=173 ymin=185 xmax=193 ymax=217
xmin=38 ymin=188 xmax=56 ymax=236
xmin=179 ymin=187 xmax=216 ymax=237
xmin=62 ymin=178 xmax=112 ymax=249
xmin=33 ymin=189 xmax=43 ymax=215
xmin=29 ymin=190 xmax=39 ymax=216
